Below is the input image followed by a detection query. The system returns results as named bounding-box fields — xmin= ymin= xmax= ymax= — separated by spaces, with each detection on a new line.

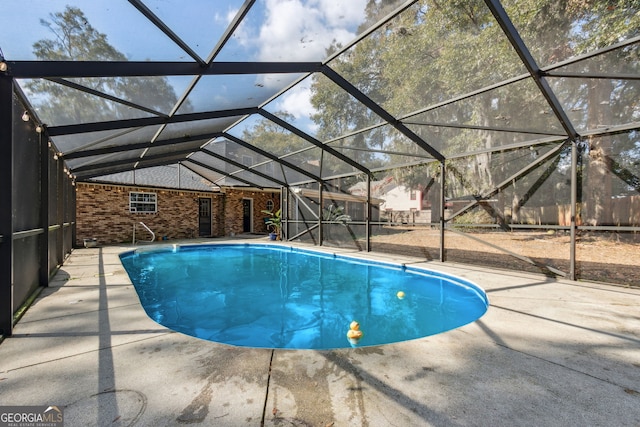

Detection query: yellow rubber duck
xmin=347 ymin=321 xmax=363 ymax=345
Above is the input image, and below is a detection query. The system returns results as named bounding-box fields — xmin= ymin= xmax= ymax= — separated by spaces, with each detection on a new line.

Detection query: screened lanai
xmin=1 ymin=1 xmax=639 ymax=336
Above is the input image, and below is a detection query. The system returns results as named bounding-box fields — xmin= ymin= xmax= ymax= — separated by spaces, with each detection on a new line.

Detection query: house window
xmin=266 ymin=199 xmax=274 ymax=212
xmin=129 ymin=191 xmax=157 ymax=213
xmin=410 ymin=190 xmax=417 ymax=200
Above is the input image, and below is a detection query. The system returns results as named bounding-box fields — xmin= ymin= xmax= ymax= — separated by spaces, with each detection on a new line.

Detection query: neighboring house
xmin=350 ymin=177 xmax=431 ymax=224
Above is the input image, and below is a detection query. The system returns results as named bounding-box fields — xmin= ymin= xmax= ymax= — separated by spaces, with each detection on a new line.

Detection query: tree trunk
xmin=584 ymin=76 xmax=614 ymax=226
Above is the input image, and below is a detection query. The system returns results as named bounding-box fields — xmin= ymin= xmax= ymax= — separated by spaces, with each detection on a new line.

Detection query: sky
xmin=0 ymin=0 xmax=370 ymax=134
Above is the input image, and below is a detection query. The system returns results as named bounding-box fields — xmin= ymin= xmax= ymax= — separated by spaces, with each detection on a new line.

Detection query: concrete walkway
xmin=1 ymin=239 xmax=639 ymax=426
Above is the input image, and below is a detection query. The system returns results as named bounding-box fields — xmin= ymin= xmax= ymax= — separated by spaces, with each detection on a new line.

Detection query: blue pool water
xmin=120 ymin=244 xmax=488 ymax=349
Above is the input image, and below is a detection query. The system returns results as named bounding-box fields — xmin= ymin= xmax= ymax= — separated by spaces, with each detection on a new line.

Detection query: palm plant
xmin=261 ymin=209 xmax=281 ymax=239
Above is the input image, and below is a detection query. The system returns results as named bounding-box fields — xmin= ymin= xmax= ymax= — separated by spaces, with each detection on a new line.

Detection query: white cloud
xmin=214 ymin=6 xmax=240 ymax=25
xmin=275 ymin=84 xmax=320 ymax=134
xmin=257 ymin=0 xmax=367 ymax=61
xmin=311 ymin=0 xmax=368 ymax=26
xmin=230 ymin=0 xmax=368 ymax=115
xmin=279 ymin=84 xmax=315 ymax=120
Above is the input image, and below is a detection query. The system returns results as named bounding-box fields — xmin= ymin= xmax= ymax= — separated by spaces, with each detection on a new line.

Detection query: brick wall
xmin=223 ymin=189 xmax=280 ymax=236
xmin=76 ymin=183 xmax=280 ymax=245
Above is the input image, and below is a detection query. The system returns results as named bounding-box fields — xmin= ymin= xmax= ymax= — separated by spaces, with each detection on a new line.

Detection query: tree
xmin=312 ymin=1 xmax=527 ymax=197
xmin=309 ymin=0 xmax=640 ymax=226
xmin=238 ymin=112 xmax=320 ymax=182
xmin=310 ymin=39 xmax=387 ymax=177
xmin=241 ymin=112 xmax=309 ymax=156
xmin=571 ymin=4 xmax=640 ymax=225
xmin=26 ymin=6 xmax=185 ymax=126
xmin=239 ymin=111 xmax=380 ymax=181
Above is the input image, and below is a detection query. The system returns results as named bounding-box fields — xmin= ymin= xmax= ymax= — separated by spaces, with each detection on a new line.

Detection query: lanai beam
xmin=222 ymin=133 xmax=324 ymax=184
xmin=184 ymin=158 xmax=262 ymax=188
xmin=321 ymin=65 xmax=445 ymax=162
xmin=6 ymin=61 xmax=323 ymax=79
xmin=128 ymin=0 xmax=206 ymax=66
xmin=258 ymin=109 xmax=371 ymax=177
xmin=484 ymin=0 xmax=578 ymax=140
xmin=47 ymin=108 xmax=257 ymax=136
xmin=74 ymin=158 xmax=192 ymax=180
xmin=198 ymin=149 xmax=288 ymax=188
xmin=71 ymin=147 xmax=201 ymax=175
xmin=62 ymin=132 xmax=223 ymax=159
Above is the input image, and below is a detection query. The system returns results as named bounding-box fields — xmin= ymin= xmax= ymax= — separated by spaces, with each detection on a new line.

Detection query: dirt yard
xmin=366 ymin=227 xmax=640 ymax=287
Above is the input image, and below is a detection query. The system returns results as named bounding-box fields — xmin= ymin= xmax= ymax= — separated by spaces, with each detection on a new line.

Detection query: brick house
xmin=76 ymin=181 xmax=280 ymax=245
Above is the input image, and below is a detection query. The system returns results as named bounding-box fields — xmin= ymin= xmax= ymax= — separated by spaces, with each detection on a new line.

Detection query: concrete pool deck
xmin=1 ymin=238 xmax=639 ymax=426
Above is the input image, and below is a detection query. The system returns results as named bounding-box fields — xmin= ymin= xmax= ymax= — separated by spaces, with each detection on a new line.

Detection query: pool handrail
xmin=132 ymin=221 xmax=155 ymax=245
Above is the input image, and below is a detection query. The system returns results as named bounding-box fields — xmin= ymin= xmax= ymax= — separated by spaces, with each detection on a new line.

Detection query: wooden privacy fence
xmin=513 ymin=196 xmax=640 ymax=226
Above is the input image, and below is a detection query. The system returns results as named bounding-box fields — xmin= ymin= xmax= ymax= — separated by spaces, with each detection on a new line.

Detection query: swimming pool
xmin=120 ymin=243 xmax=488 ymax=349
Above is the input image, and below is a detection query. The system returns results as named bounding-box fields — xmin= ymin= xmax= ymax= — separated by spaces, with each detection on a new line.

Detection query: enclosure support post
xmin=569 ymin=139 xmax=578 ymax=280
xmin=39 ymin=130 xmax=49 ymax=287
xmin=439 ymin=161 xmax=446 ymax=262
xmin=318 ymin=185 xmax=323 ymax=246
xmin=0 ymin=75 xmax=14 ymax=336
xmin=56 ymin=157 xmax=64 ymax=266
xmin=366 ymin=175 xmax=371 ymax=252
xmin=281 ymin=186 xmax=286 ymax=241
xmin=71 ymin=182 xmax=77 ymax=250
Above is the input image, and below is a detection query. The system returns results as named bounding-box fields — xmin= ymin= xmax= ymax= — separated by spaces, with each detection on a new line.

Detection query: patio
xmin=1 ymin=239 xmax=638 ymax=426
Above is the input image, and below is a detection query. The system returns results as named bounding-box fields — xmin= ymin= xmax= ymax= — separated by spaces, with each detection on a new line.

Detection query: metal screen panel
xmin=11 ymin=95 xmax=43 ymax=313
xmin=13 ymin=237 xmax=40 ymax=308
